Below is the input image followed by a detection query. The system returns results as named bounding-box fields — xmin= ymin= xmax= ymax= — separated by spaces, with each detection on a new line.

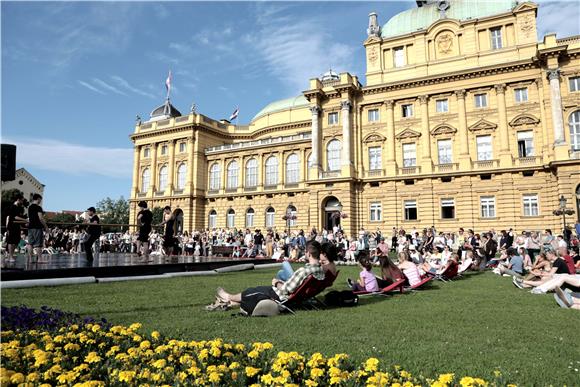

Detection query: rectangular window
xmin=441 ymin=198 xmax=455 ymax=219
xmin=328 ymin=112 xmax=339 ymax=125
xmin=569 ymin=76 xmax=580 ymax=92
xmin=368 ymin=146 xmax=382 ymax=170
xmin=436 ymin=99 xmax=449 ymax=113
xmin=368 ymin=109 xmax=380 ymax=122
xmin=515 ymin=87 xmax=528 ymax=103
xmin=266 ymin=212 xmax=275 ymax=227
xmin=402 ymin=143 xmax=416 ymax=167
xmin=402 ymin=104 xmax=413 ymax=118
xmin=208 ymin=213 xmax=217 ymax=229
xmin=394 ymin=47 xmax=405 ymax=68
xmin=404 ymin=200 xmax=417 ymax=221
xmin=161 ymin=145 xmax=168 ymax=155
xmin=480 ymin=196 xmax=496 ymax=218
xmin=143 ymin=148 xmax=150 ymax=158
xmin=517 ymin=131 xmax=534 ymax=157
xmin=370 ymin=202 xmax=382 ymax=222
xmin=523 ymin=194 xmax=539 ymax=216
xmin=227 ymin=213 xmax=235 ymax=228
xmin=476 ymin=135 xmax=493 ymax=161
xmin=246 ymin=212 xmax=254 ymax=228
xmin=179 ymin=142 xmax=186 ymax=153
xmin=490 ymin=27 xmax=503 ymax=50
xmin=437 ymin=139 xmax=453 ymax=164
xmin=474 ymin=93 xmax=488 ymax=108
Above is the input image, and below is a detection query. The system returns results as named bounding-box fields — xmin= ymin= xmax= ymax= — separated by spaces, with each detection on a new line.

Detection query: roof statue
xmin=367 ymin=12 xmax=381 ymax=37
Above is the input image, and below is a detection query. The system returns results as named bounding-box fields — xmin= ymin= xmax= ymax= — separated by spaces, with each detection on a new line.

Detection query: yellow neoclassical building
xmin=130 ymin=0 xmax=580 ymax=236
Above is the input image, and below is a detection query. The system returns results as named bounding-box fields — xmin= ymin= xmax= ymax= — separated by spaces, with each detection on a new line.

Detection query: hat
xmin=87 ymin=207 xmax=96 ymax=212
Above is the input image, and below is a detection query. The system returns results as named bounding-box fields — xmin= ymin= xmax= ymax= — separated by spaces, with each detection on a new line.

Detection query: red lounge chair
xmin=404 ymin=274 xmax=433 ymax=290
xmin=353 ymin=277 xmax=406 ymax=296
xmin=278 ymin=270 xmax=340 ymax=314
xmin=433 ymin=260 xmax=459 ymax=282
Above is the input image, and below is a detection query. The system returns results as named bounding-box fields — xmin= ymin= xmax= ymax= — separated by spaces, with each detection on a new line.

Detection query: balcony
xmin=473 ymin=159 xmax=498 ymax=169
xmin=515 ymin=156 xmax=541 ymax=166
xmin=569 ymin=150 xmax=580 ymax=160
xmin=320 ymin=170 xmax=341 ymax=179
xmin=244 ymin=186 xmax=257 ymax=192
xmin=399 ymin=166 xmax=420 ymax=175
xmin=435 ymin=163 xmax=458 ymax=173
xmin=365 ymin=169 xmax=384 ymax=178
xmin=205 ymin=132 xmax=312 ymax=154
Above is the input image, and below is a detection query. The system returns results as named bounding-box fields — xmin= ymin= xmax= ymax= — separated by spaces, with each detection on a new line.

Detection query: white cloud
xmin=78 ymin=80 xmax=105 ymax=95
xmin=110 ymin=76 xmax=156 ymax=99
xmin=4 ymin=138 xmax=133 ymax=178
xmin=536 ymin=0 xmax=580 ymax=38
xmin=92 ymin=78 xmax=127 ymax=96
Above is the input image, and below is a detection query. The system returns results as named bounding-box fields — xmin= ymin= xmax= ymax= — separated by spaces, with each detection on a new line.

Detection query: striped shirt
xmin=274 ymin=263 xmax=324 ymax=301
xmin=403 ymin=266 xmax=422 ymax=287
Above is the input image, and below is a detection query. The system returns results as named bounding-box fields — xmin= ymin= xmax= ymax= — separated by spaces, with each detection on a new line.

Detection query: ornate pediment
xmin=431 ymin=124 xmax=457 ymax=136
xmin=469 ymin=119 xmax=497 ymax=132
xmin=395 ymin=128 xmax=421 ymax=140
xmin=363 ymin=133 xmax=386 ymax=143
xmin=509 ymin=114 xmax=540 ymax=127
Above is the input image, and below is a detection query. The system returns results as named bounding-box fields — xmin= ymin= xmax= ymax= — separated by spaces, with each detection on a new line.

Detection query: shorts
xmin=6 ymin=226 xmax=21 ymax=245
xmin=28 ymin=229 xmax=44 ymax=247
xmin=138 ymin=225 xmax=152 ymax=242
xmin=241 ymin=286 xmax=280 ymax=315
xmin=163 ymin=235 xmax=176 ymax=249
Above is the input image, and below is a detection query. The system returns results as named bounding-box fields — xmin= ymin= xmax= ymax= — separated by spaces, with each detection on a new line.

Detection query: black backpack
xmin=324 ymin=290 xmax=358 ymax=307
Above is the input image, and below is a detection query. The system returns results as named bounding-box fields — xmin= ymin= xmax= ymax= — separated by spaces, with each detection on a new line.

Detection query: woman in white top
xmin=397 ymin=251 xmax=422 ymax=287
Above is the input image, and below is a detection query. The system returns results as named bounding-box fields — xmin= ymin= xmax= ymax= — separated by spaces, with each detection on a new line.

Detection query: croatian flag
xmin=165 ymin=70 xmax=172 ymax=95
xmin=229 ymin=106 xmax=239 ymax=121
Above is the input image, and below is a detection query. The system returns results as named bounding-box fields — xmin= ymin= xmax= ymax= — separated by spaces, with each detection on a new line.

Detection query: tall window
xmin=480 ymin=196 xmax=496 ymax=218
xmin=307 ymin=153 xmax=314 ymax=180
xmin=438 ymin=139 xmax=453 ymax=164
xmin=404 ymin=200 xmax=417 ymax=220
xmin=436 ymin=99 xmax=449 ymax=113
xmin=265 ymin=156 xmax=278 ymax=186
xmin=208 ymin=210 xmax=217 ymax=229
xmin=370 ymin=202 xmax=382 ymax=221
xmin=141 ymin=168 xmax=150 ymax=193
xmin=394 ymin=47 xmax=405 ymax=67
xmin=441 ymin=198 xmax=455 ymax=219
xmin=476 ymin=135 xmax=493 ymax=161
xmin=226 ymin=161 xmax=239 ymax=189
xmin=179 ymin=142 xmax=186 ymax=153
xmin=369 ymin=147 xmax=382 ymax=170
xmin=209 ymin=163 xmax=221 ymax=190
xmin=328 ymin=112 xmax=339 ymax=125
xmin=402 ymin=104 xmax=413 ymax=118
xmin=158 ymin=165 xmax=168 ymax=191
xmin=161 ymin=144 xmax=168 ymax=155
xmin=285 ymin=154 xmax=300 ymax=184
xmin=227 ymin=209 xmax=235 ymax=228
xmin=570 ymin=76 xmax=580 ymax=92
xmin=368 ymin=109 xmax=380 ymax=122
xmin=245 ymin=158 xmax=258 ymax=187
xmin=474 ymin=93 xmax=488 ymax=108
xmin=246 ymin=208 xmax=254 ymax=227
xmin=286 ymin=205 xmax=297 ymax=227
xmin=265 ymin=207 xmax=275 ymax=227
xmin=402 ymin=143 xmax=416 ymax=167
xmin=143 ymin=148 xmax=150 ymax=158
xmin=570 ymin=110 xmax=580 ymax=151
xmin=517 ymin=131 xmax=534 ymax=157
xmin=176 ymin=163 xmax=186 ymax=190
xmin=515 ymin=88 xmax=528 ymax=103
xmin=327 ymin=140 xmax=341 ymax=171
xmin=490 ymin=27 xmax=502 ymax=50
xmin=523 ymin=194 xmax=539 ymax=216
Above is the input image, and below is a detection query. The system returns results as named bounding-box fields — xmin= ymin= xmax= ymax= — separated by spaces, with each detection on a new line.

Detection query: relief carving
xmin=469 ymin=119 xmax=497 ymax=132
xmin=363 ymin=133 xmax=387 ymax=143
xmin=509 ymin=114 xmax=540 ymax=127
xmin=431 ymin=124 xmax=457 ymax=136
xmin=436 ymin=32 xmax=454 ymax=55
xmin=519 ymin=14 xmax=534 ymax=38
xmin=395 ymin=128 xmax=421 ymax=140
xmin=368 ymin=46 xmax=378 ymax=65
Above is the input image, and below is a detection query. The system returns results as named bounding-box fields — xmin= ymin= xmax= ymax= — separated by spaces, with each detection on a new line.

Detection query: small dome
xmin=149 ymin=99 xmax=182 ymax=122
xmin=321 ymin=69 xmax=340 ymax=81
xmin=251 ymin=95 xmax=309 ymax=122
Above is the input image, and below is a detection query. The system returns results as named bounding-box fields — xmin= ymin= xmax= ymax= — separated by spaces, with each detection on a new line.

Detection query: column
xmin=385 ymin=100 xmax=396 ymax=175
xmin=239 ymin=156 xmax=246 ymax=192
xmin=165 ymin=140 xmax=175 ymax=195
xmin=535 ymin=78 xmax=551 ymax=161
xmin=257 ymin=153 xmax=264 ymax=189
xmin=149 ymin=143 xmax=157 ymax=195
xmin=495 ymin=84 xmax=511 ymax=167
xmin=456 ymin=90 xmax=471 ymax=169
xmin=131 ymin=145 xmax=140 ymax=195
xmin=340 ymin=100 xmax=352 ymax=177
xmin=278 ymin=151 xmax=285 ymax=188
xmin=419 ymin=95 xmax=432 ymax=172
xmin=300 ymin=148 xmax=307 ymax=185
xmin=220 ymin=158 xmax=226 ymax=193
xmin=548 ymin=69 xmax=567 ymax=159
xmin=309 ymin=106 xmax=321 ymax=178
xmin=186 ymin=137 xmax=194 ymax=195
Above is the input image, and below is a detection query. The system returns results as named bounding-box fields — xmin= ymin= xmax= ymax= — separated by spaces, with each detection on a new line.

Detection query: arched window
xmin=265 ymin=207 xmax=275 ymax=228
xmin=307 ymin=153 xmax=314 ymax=180
xmin=265 ymin=156 xmax=278 ymax=186
xmin=285 ymin=154 xmax=299 ymax=184
xmin=227 ymin=208 xmax=235 ymax=228
xmin=245 ymin=158 xmax=258 ymax=188
xmin=286 ymin=205 xmax=297 ymax=227
xmin=227 ymin=161 xmax=239 ymax=189
xmin=208 ymin=210 xmax=217 ymax=229
xmin=158 ymin=165 xmax=168 ymax=191
xmin=141 ymin=168 xmax=150 ymax=193
xmin=327 ymin=139 xmax=341 ymax=171
xmin=246 ymin=208 xmax=255 ymax=227
xmin=570 ymin=110 xmax=580 ymax=151
xmin=209 ymin=163 xmax=221 ymax=190
xmin=176 ymin=163 xmax=187 ymax=190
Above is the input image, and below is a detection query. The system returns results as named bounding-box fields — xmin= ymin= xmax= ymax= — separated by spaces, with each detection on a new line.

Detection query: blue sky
xmin=2 ymin=1 xmax=578 ymax=211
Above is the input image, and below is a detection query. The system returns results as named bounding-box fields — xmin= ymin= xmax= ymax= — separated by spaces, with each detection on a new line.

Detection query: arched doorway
xmin=322 ymin=196 xmax=342 ymax=231
xmin=173 ymin=208 xmax=184 ymax=234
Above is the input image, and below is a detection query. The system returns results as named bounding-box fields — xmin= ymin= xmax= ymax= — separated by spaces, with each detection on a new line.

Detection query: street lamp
xmin=282 ymin=206 xmax=297 ymax=237
xmin=552 ymin=195 xmax=575 ymax=245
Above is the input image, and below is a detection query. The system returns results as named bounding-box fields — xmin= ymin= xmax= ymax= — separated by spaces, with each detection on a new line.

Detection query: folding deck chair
xmin=431 ymin=260 xmax=459 ymax=282
xmin=456 ymin=258 xmax=473 ymax=278
xmin=353 ymin=277 xmax=406 ymax=296
xmin=404 ymin=274 xmax=434 ymax=290
xmin=276 ymin=270 xmax=340 ymax=314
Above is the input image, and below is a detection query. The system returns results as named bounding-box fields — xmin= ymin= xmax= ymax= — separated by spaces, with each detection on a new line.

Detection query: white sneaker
xmin=530 ymin=288 xmax=545 ymax=295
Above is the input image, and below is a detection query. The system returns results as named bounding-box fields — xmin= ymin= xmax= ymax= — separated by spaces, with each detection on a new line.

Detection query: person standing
xmin=135 ymin=201 xmax=153 ymax=260
xmin=83 ymin=207 xmax=101 ymax=262
xmin=26 ymin=194 xmax=49 ymax=262
xmin=159 ymin=206 xmax=176 ymax=256
xmin=5 ymin=193 xmax=27 ymax=262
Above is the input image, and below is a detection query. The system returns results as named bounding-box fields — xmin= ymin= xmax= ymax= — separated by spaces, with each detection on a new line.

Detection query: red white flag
xmin=165 ymin=70 xmax=172 ymax=95
xmin=229 ymin=106 xmax=239 ymax=121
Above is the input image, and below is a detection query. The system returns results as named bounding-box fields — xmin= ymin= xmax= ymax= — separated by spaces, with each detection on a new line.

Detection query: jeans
xmin=276 ymin=261 xmax=294 ymax=281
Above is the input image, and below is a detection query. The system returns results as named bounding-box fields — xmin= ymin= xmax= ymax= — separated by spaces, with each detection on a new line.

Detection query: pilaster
xmin=131 ymin=145 xmax=140 ymax=196
xmin=309 ymin=106 xmax=322 ymax=179
xmin=165 ymin=140 xmax=175 ymax=195
xmin=340 ymin=100 xmax=353 ymax=177
xmin=149 ymin=143 xmax=158 ymax=195
xmin=385 ymin=100 xmax=397 ymax=175
xmin=495 ymin=84 xmax=512 ymax=167
xmin=547 ymin=68 xmax=568 ymax=160
xmin=455 ymin=90 xmax=471 ymax=169
xmin=419 ymin=95 xmax=433 ymax=173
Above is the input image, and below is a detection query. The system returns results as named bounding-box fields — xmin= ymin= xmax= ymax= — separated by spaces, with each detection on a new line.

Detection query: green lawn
xmin=2 ymin=267 xmax=579 ymax=385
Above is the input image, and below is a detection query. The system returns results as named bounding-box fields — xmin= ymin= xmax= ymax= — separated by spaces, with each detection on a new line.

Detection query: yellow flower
xmin=305 ymin=380 xmax=318 ymax=387
xmin=84 ymin=352 xmax=102 ymax=363
xmin=26 ymin=372 xmax=40 ymax=382
xmin=118 ymin=371 xmax=136 ymax=383
xmin=56 ymin=371 xmax=77 ymax=384
xmin=260 ymin=373 xmax=274 ymax=385
xmin=91 ymin=324 xmax=101 ymax=332
xmin=140 ymin=340 xmax=151 ymax=350
xmin=151 ymin=331 xmax=160 ymax=340
xmin=129 ymin=323 xmax=142 ymax=331
xmin=330 ymin=376 xmax=342 ymax=385
xmin=310 ymin=367 xmax=324 ymax=379
xmin=246 ymin=367 xmax=261 ymax=377
xmin=152 ymin=359 xmax=166 ymax=369
xmin=437 ymin=373 xmax=454 ymax=384
xmin=10 ymin=373 xmax=25 ymax=384
xmin=262 ymin=342 xmax=273 ymax=350
xmin=64 ymin=343 xmax=81 ymax=351
xmin=235 ymin=343 xmax=246 ymax=351
xmin=209 ymin=346 xmax=221 ymax=358
xmin=400 ymin=370 xmax=412 ymax=379
xmin=229 ymin=362 xmax=240 ymax=370
xmin=460 ymin=377 xmax=475 ymax=387
xmin=248 ymin=350 xmax=260 ymax=359
xmin=208 ymin=372 xmax=221 ymax=383
xmin=365 ymin=357 xmax=380 ymax=372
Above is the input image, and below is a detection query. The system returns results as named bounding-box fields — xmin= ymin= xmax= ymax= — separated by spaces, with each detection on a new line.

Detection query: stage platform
xmin=1 ymin=253 xmax=276 ymax=282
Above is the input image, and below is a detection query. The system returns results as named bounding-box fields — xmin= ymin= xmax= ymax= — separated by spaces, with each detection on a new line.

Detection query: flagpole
xmin=236 ymin=106 xmax=239 ymax=128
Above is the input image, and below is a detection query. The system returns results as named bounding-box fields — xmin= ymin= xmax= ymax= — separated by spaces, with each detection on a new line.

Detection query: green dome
xmin=251 ymin=95 xmax=309 ymax=122
xmin=381 ymin=0 xmax=518 ymax=39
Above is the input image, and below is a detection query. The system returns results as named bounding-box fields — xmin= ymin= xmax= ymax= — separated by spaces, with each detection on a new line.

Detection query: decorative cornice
xmin=395 ymin=128 xmax=421 ymax=140
xmin=430 ymin=124 xmax=457 ymax=136
xmin=509 ymin=114 xmax=540 ymax=127
xmin=363 ymin=133 xmax=387 ymax=143
xmin=469 ymin=119 xmax=497 ymax=132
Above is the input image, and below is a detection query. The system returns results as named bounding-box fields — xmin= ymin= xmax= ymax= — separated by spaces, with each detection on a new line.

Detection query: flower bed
xmin=0 ymin=306 xmax=515 ymax=386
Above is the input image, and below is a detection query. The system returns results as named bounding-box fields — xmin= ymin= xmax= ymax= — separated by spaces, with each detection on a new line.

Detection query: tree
xmin=1 ymin=189 xmax=23 ymax=227
xmin=151 ymin=207 xmax=164 ymax=226
xmin=49 ymin=212 xmax=76 ymax=225
xmin=96 ymin=196 xmax=129 ymax=233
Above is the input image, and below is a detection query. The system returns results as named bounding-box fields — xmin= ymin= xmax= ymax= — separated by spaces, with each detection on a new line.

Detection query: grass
xmin=2 ymin=266 xmax=579 ymax=385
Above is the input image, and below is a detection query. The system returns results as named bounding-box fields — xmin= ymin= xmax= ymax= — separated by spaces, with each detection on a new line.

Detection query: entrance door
xmin=323 ymin=196 xmax=341 ymax=231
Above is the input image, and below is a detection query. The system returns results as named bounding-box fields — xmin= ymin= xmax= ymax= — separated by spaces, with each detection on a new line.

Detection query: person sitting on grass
xmin=209 ymin=240 xmax=324 ymax=314
xmin=276 ymin=242 xmax=337 ymax=281
xmin=376 ymin=253 xmax=404 ymax=288
xmin=520 ymin=252 xmax=552 ymax=281
xmin=421 ymin=253 xmax=459 ymax=276
xmin=347 ymin=252 xmax=379 ymax=292
xmin=528 ymin=273 xmax=580 ymax=295
xmin=495 ymin=248 xmax=525 ymax=278
xmin=513 ymin=250 xmax=570 ymax=289
xmin=397 ymin=251 xmax=422 ymax=287
xmin=554 ymin=287 xmax=580 ymax=310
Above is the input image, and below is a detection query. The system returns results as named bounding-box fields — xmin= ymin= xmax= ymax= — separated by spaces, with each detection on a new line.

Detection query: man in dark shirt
xmin=252 ymin=229 xmax=264 ymax=256
xmin=136 ymin=201 xmax=153 ymax=261
xmin=5 ymin=193 xmax=27 ymax=262
xmin=26 ymin=194 xmax=49 ymax=262
xmin=83 ymin=206 xmax=101 ymax=262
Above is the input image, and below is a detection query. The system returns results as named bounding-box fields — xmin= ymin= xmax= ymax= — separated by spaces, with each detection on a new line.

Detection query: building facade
xmin=2 ymin=168 xmax=45 ymax=203
xmin=130 ymin=0 xmax=580 ymax=236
